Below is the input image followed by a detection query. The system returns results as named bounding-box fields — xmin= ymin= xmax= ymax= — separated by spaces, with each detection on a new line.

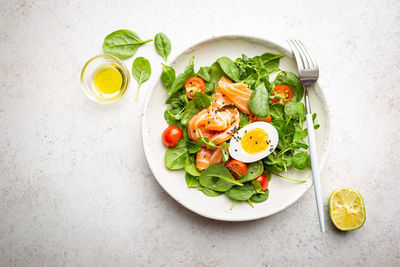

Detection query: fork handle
xmin=306 ymin=113 xmax=325 ymax=232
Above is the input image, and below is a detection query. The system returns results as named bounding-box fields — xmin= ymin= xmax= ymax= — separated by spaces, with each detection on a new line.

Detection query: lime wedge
xmin=329 ymin=187 xmax=366 ymax=231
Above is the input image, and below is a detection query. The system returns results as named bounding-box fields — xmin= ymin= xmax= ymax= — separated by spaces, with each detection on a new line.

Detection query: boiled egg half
xmin=229 ymin=122 xmax=279 ymax=163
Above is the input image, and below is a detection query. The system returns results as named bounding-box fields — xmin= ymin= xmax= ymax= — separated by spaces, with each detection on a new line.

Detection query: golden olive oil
xmin=92 ymin=63 xmax=124 ymax=99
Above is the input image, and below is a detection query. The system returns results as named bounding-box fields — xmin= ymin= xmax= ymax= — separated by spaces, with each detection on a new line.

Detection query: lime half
xmin=329 ymin=187 xmax=366 ymax=231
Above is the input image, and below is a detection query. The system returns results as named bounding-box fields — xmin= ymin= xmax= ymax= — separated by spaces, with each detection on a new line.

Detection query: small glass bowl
xmin=80 ymin=54 xmax=130 ymax=104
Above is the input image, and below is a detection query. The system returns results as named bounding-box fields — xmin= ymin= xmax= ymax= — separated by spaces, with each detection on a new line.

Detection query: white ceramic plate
xmin=141 ymin=35 xmax=331 ymax=221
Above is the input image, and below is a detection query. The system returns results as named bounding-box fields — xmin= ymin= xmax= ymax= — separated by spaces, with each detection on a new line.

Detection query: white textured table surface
xmin=1 ymin=0 xmax=399 ymax=266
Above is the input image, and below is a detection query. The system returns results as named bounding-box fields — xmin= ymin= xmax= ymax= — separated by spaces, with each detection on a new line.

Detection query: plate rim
xmin=141 ymin=34 xmax=332 ymax=221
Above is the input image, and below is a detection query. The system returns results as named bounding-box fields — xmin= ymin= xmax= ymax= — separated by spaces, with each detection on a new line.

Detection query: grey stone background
xmin=1 ymin=0 xmax=399 ymax=266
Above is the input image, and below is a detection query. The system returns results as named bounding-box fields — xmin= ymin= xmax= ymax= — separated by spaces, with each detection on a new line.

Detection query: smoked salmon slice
xmin=188 ymin=76 xmax=251 ymax=171
xmin=196 ymin=147 xmax=224 ymax=171
xmin=217 ymin=76 xmax=252 ymax=114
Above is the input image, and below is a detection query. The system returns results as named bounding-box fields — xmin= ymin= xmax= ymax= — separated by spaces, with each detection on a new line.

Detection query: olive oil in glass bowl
xmin=81 ymin=54 xmax=130 ymax=104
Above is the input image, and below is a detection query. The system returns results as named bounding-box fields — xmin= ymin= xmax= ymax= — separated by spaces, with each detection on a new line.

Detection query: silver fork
xmin=287 ymin=40 xmax=325 ymax=232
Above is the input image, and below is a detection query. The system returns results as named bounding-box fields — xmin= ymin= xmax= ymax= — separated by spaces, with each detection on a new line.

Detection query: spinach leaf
xmin=248 ymin=83 xmax=269 ymax=118
xmin=297 ymin=102 xmax=306 ymax=121
xmin=165 ymin=90 xmax=187 ymax=108
xmin=284 ymin=101 xmax=299 ymax=119
xmin=180 ymin=100 xmax=201 ymax=126
xmin=193 ymin=92 xmax=211 ymax=109
xmin=132 ymin=57 xmax=151 ymax=100
xmin=250 ymin=189 xmax=269 ymax=203
xmin=260 ymin=53 xmax=284 ymax=73
xmin=185 ymin=156 xmax=201 ymax=176
xmin=154 ymin=32 xmax=171 ymax=62
xmin=251 ymin=180 xmax=264 ymax=194
xmin=165 ymin=139 xmax=188 ymax=170
xmin=238 ymin=161 xmax=264 ymax=183
xmin=239 ymin=111 xmax=250 ymax=128
xmin=292 ymin=152 xmax=309 ymax=170
xmin=198 ymin=187 xmax=224 ymax=197
xmin=209 ymin=62 xmax=224 ymax=84
xmin=103 ymin=29 xmax=153 ymax=59
xmin=226 ymin=183 xmax=255 ymax=201
xmin=274 ymin=72 xmax=304 ymax=102
xmin=198 ymin=67 xmax=211 ymax=82
xmin=217 ymin=57 xmax=240 ymax=82
xmin=185 ymin=172 xmax=200 ymax=188
xmin=187 ymin=140 xmax=201 ymax=154
xmin=205 ymin=82 xmax=215 ymax=95
xmin=199 ymin=163 xmax=242 ymax=192
xmin=270 ymin=103 xmax=284 ymax=119
xmin=243 ymin=73 xmax=258 ymax=89
xmin=161 ymin=63 xmax=175 ymax=87
xmin=164 ymin=109 xmax=184 ymax=128
xmin=168 ymin=57 xmax=194 ymax=95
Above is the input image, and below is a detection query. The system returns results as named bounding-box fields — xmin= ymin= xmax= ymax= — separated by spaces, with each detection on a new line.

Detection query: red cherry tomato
xmin=249 ymin=113 xmax=272 ymax=123
xmin=271 ymin=84 xmax=293 ymax=104
xmin=162 ymin=126 xmax=183 ymax=148
xmin=226 ymin=159 xmax=247 ymax=179
xmin=255 ymin=173 xmax=269 ymax=192
xmin=184 ymin=77 xmax=206 ymax=99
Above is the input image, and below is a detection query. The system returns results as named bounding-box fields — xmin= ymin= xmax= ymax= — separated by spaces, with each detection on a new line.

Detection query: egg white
xmin=229 ymin=122 xmax=279 ymax=163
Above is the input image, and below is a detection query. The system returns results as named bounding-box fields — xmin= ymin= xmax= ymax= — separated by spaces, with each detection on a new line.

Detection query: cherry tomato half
xmin=255 ymin=173 xmax=269 ymax=192
xmin=184 ymin=77 xmax=206 ymax=99
xmin=271 ymin=84 xmax=293 ymax=104
xmin=162 ymin=126 xmax=183 ymax=148
xmin=249 ymin=113 xmax=272 ymax=123
xmin=226 ymin=159 xmax=247 ymax=179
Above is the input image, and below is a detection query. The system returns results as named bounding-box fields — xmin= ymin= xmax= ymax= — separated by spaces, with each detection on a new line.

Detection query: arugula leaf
xmin=249 ymin=83 xmax=269 ymax=118
xmin=103 ymin=29 xmax=152 ymax=59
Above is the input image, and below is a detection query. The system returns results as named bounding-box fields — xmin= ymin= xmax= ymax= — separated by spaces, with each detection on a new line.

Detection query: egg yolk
xmin=241 ymin=128 xmax=269 ymax=154
xmin=93 ymin=64 xmax=122 ymax=95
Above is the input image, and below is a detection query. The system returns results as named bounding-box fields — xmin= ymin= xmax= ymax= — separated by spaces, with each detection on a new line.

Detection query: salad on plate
xmin=160 ymin=52 xmax=319 ymax=208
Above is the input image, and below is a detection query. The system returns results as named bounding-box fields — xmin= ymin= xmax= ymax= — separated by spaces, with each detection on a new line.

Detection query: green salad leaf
xmin=249 ymin=83 xmax=270 ymax=118
xmin=274 ymin=71 xmax=304 ymax=102
xmin=165 ymin=139 xmax=188 ymax=170
xmin=217 ymin=57 xmax=240 ymax=82
xmin=185 ymin=172 xmax=200 ymax=188
xmin=161 ymin=63 xmax=175 ymax=87
xmin=132 ymin=57 xmax=151 ymax=100
xmin=168 ymin=57 xmax=194 ymax=95
xmin=154 ymin=32 xmax=171 ymax=62
xmin=199 ymin=163 xmax=242 ymax=192
xmin=103 ymin=29 xmax=152 ymax=59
